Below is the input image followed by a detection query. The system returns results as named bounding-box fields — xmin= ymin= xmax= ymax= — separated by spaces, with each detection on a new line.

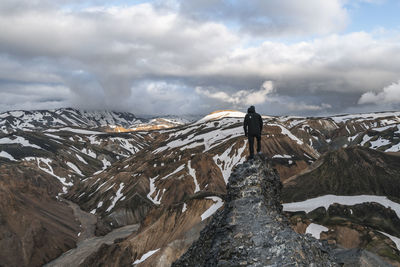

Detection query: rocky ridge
xmin=173 ymin=156 xmax=339 ymax=266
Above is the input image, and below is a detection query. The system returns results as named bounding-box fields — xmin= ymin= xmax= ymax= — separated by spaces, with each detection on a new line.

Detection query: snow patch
xmin=25 ymin=157 xmax=73 ymax=193
xmin=197 ymin=110 xmax=246 ymax=123
xmin=0 ymin=136 xmax=42 ymax=149
xmin=76 ymin=154 xmax=88 ymax=164
xmin=379 ymin=231 xmax=400 ymax=250
xmin=81 ymin=148 xmax=96 ymax=158
xmin=161 ymin=164 xmax=185 ymax=180
xmin=386 ymin=143 xmax=400 ymax=152
xmin=213 ymin=141 xmax=247 ymax=184
xmin=360 ymin=135 xmax=372 ymax=146
xmin=44 ymin=133 xmax=64 ymax=140
xmin=110 ymin=137 xmax=140 ymax=154
xmin=270 ymin=124 xmax=303 ymax=145
xmin=88 ymin=135 xmax=101 ymax=145
xmin=101 ymin=158 xmax=111 ymax=171
xmin=147 ymin=176 xmax=161 ymax=205
xmin=66 ymin=162 xmax=83 ymax=176
xmin=201 ymin=197 xmax=224 ymax=221
xmin=133 ymin=248 xmax=160 ymax=265
xmin=188 ymin=161 xmax=200 ymax=193
xmin=182 ymin=203 xmax=187 ymax=213
xmin=272 ymin=154 xmax=292 ymax=159
xmin=106 ymin=183 xmax=125 ymax=212
xmin=306 ymin=223 xmax=329 ymax=239
xmin=369 ymin=138 xmax=391 ymax=149
xmin=0 ymin=151 xmax=16 ymax=161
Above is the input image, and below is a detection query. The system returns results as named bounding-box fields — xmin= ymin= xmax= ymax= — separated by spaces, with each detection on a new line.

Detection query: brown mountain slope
xmin=0 ymin=163 xmax=79 ymax=267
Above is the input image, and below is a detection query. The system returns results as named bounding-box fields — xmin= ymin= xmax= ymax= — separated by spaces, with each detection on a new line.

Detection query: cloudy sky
xmin=0 ymin=0 xmax=400 ymax=116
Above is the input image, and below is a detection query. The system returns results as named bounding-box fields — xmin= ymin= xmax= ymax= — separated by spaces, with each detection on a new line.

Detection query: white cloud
xmin=358 ymin=80 xmax=400 ymax=104
xmin=286 ymin=102 xmax=332 ymax=111
xmin=196 ymin=81 xmax=333 ymax=113
xmin=0 ymin=1 xmax=399 ymax=115
xmin=126 ymin=81 xmax=201 ymax=115
xmin=195 ymin=81 xmax=274 ymax=106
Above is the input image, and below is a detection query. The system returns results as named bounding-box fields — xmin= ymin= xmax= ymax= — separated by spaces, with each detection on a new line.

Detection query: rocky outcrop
xmin=173 ymin=156 xmax=339 ymax=266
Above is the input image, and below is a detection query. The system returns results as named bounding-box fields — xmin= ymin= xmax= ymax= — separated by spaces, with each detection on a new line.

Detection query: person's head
xmin=248 ymin=106 xmax=255 ymax=113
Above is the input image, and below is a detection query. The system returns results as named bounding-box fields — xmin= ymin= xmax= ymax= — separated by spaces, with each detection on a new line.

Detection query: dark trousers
xmin=248 ymin=134 xmax=261 ymax=157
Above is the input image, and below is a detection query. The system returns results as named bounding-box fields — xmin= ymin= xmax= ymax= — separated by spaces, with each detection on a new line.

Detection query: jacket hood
xmin=248 ymin=106 xmax=255 ymax=113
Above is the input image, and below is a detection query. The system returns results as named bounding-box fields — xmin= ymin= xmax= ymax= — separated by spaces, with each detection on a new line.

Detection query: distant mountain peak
xmin=197 ymin=110 xmax=246 ymax=123
xmin=0 ymin=108 xmax=140 ymax=133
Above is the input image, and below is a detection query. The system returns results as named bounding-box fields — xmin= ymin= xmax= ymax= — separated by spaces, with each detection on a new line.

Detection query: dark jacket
xmin=244 ymin=106 xmax=263 ymax=136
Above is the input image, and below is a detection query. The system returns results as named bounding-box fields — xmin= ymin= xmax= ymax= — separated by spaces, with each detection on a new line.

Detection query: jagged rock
xmin=173 ymin=156 xmax=339 ymax=266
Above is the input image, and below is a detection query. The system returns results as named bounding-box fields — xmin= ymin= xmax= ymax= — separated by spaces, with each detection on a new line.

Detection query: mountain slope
xmin=282 ymin=146 xmax=400 ymax=203
xmin=0 ymin=162 xmax=79 ymax=267
xmin=0 ymin=111 xmax=152 ymax=267
xmin=62 ymin=113 xmax=324 ymax=266
xmin=2 ymin=109 xmax=400 ymax=266
xmin=282 ymin=146 xmax=400 ymax=265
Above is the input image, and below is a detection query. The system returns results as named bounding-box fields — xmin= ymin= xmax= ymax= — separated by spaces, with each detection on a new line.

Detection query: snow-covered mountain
xmin=0 ymin=108 xmax=142 ymax=133
xmin=1 ymin=109 xmax=400 ymax=266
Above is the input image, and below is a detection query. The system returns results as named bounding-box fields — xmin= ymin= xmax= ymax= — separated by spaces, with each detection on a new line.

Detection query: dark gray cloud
xmin=0 ymin=1 xmax=399 ymax=115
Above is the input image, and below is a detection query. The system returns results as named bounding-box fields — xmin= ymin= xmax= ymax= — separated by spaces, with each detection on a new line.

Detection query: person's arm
xmin=259 ymin=114 xmax=263 ymax=134
xmin=243 ymin=115 xmax=248 ymax=136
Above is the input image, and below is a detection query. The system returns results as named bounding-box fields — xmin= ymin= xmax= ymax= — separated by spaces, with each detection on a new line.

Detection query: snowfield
xmin=283 ymin=195 xmax=400 ymax=219
xmin=196 ymin=110 xmax=246 ymax=123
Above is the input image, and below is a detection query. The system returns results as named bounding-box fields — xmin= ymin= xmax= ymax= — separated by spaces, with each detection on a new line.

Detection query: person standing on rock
xmin=243 ymin=105 xmax=263 ymax=160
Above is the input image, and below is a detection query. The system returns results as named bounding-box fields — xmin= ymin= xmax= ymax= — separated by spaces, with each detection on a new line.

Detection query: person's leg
xmin=256 ymin=134 xmax=261 ymax=153
xmin=248 ymin=134 xmax=254 ymax=158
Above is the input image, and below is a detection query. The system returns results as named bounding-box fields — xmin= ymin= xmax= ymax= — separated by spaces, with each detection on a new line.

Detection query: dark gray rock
xmin=173 ymin=155 xmax=339 ymax=266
